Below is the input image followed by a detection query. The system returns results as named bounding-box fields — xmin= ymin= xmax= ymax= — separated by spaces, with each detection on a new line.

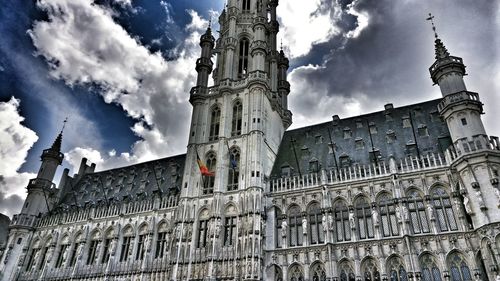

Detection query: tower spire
xmin=50 ymin=117 xmax=67 ymax=152
xmin=426 ymin=13 xmax=449 ymax=59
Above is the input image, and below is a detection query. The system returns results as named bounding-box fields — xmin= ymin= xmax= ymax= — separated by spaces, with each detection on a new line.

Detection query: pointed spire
xmin=50 ymin=117 xmax=67 ymax=152
xmin=426 ymin=13 xmax=450 ymax=60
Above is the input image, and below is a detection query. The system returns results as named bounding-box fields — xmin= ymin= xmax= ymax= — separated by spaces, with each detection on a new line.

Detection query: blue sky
xmin=0 ymin=0 xmax=498 ymax=217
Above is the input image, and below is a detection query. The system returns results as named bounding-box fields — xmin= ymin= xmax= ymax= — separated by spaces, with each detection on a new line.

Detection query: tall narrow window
xmin=432 ymin=187 xmax=458 ymax=232
xmin=407 ymin=190 xmax=430 ymax=234
xmin=334 ymin=200 xmax=351 ymax=242
xmin=228 ymin=147 xmax=240 ymax=191
xmin=155 ymin=231 xmax=168 ymax=258
xmin=101 ymin=238 xmax=112 ymax=264
xmin=68 ymin=243 xmax=79 ymax=267
xmin=361 ymin=258 xmax=380 ymax=281
xmin=242 ymin=0 xmax=251 ymax=11
xmin=38 ymin=246 xmax=48 ymax=270
xmin=288 ymin=206 xmax=302 ymax=247
xmin=197 ymin=219 xmax=209 ymax=248
xmin=86 ymin=239 xmax=100 ymax=265
xmin=231 ymin=100 xmax=243 ymax=136
xmin=223 ymin=216 xmax=237 ymax=246
xmin=238 ymin=39 xmax=249 ymax=77
xmin=308 ymin=203 xmax=324 ymax=245
xmin=420 ymin=254 xmax=442 ymax=281
xmin=209 ymin=106 xmax=221 ymax=141
xmin=120 ymin=236 xmax=133 ymax=262
xmin=203 ymin=152 xmax=217 ymax=194
xmin=55 ymin=244 xmax=68 ymax=268
xmin=26 ymin=248 xmax=39 ymax=270
xmin=356 ymin=197 xmax=374 ymax=240
xmin=136 ymin=234 xmax=146 ymax=260
xmin=275 ymin=209 xmax=283 ymax=248
xmin=447 ymin=253 xmax=472 ymax=281
xmin=377 ymin=194 xmax=399 ymax=237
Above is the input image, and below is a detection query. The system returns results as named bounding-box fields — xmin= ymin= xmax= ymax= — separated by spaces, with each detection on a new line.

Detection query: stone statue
xmin=495 ymin=274 xmax=500 ymax=281
xmin=110 ymin=239 xmax=117 ymax=255
xmin=395 ymin=206 xmax=402 ymax=222
xmin=328 ymin=214 xmax=334 ymax=231
xmin=302 ymin=217 xmax=308 ymax=235
xmin=257 ymin=0 xmax=263 ymax=13
xmin=76 ymin=243 xmax=84 ymax=260
xmin=494 ymin=188 xmax=500 ymax=205
xmin=322 ymin=214 xmax=328 ymax=232
xmin=371 ymin=208 xmax=379 ymax=226
xmin=281 ymin=220 xmax=287 ymax=237
xmin=46 ymin=247 xmax=54 ymax=263
xmin=463 ymin=195 xmax=472 ymax=214
xmin=349 ymin=211 xmax=355 ymax=229
xmin=475 ymin=189 xmax=485 ymax=207
xmin=32 ymin=250 xmax=40 ymax=268
xmin=215 ymin=218 xmax=222 ymax=237
xmin=144 ymin=235 xmax=151 ymax=252
xmin=401 ymin=205 xmax=409 ymax=221
xmin=427 ymin=204 xmax=435 ymax=220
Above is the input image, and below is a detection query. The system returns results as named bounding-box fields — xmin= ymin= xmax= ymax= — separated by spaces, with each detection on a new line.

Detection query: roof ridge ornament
xmin=426 ymin=13 xmax=438 ymax=40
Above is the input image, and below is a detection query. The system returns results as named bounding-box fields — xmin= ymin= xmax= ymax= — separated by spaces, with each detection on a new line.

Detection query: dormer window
xmin=418 ymin=125 xmax=429 ymax=137
xmin=386 ymin=130 xmax=397 ymax=144
xmin=355 ymin=138 xmax=364 ymax=150
xmin=369 ymin=123 xmax=377 ymax=134
xmin=355 ymin=120 xmax=363 ymax=128
xmin=402 ymin=117 xmax=411 ymax=128
xmin=281 ymin=165 xmax=291 ymax=177
xmin=315 ymin=135 xmax=323 ymax=144
xmin=343 ymin=128 xmax=352 ymax=139
xmin=309 ymin=160 xmax=319 ymax=173
xmin=339 ymin=155 xmax=350 ymax=167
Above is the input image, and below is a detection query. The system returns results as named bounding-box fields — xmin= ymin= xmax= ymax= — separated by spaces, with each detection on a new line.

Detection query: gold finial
xmin=426 ymin=13 xmax=438 ymax=39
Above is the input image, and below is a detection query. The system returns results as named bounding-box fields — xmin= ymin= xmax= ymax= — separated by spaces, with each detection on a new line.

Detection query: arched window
xmin=242 ymin=0 xmax=251 ymax=11
xmin=307 ymin=203 xmax=324 ymax=245
xmin=288 ymin=206 xmax=302 ymax=247
xmin=136 ymin=224 xmax=148 ymax=260
xmin=334 ymin=200 xmax=351 ymax=242
xmin=55 ymin=236 xmax=70 ymax=268
xmin=119 ymin=226 xmax=134 ymax=262
xmin=275 ymin=208 xmax=284 ymax=248
xmin=223 ymin=205 xmax=238 ymax=246
xmin=155 ymin=222 xmax=168 ymax=259
xmin=420 ymin=254 xmax=442 ymax=281
xmin=231 ymin=100 xmax=243 ymax=136
xmin=86 ymin=231 xmax=101 ymax=265
xmin=289 ymin=264 xmax=304 ymax=281
xmin=361 ymin=258 xmax=380 ymax=281
xmin=101 ymin=229 xmax=114 ymax=264
xmin=310 ymin=262 xmax=326 ymax=281
xmin=356 ymin=197 xmax=374 ymax=239
xmin=238 ymin=39 xmax=250 ymax=78
xmin=26 ymin=240 xmax=40 ymax=271
xmin=406 ymin=190 xmax=430 ymax=234
xmin=447 ymin=252 xmax=472 ymax=281
xmin=68 ymin=233 xmax=83 ymax=267
xmin=339 ymin=261 xmax=356 ymax=281
xmin=209 ymin=106 xmax=221 ymax=141
xmin=203 ymin=152 xmax=217 ymax=194
xmin=431 ymin=187 xmax=458 ymax=232
xmin=38 ymin=239 xmax=52 ymax=270
xmin=228 ymin=147 xmax=240 ymax=191
xmin=377 ymin=194 xmax=399 ymax=237
xmin=387 ymin=256 xmax=408 ymax=281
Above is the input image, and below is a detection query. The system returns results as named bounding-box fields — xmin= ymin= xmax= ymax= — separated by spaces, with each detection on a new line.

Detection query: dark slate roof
xmin=271 ymin=98 xmax=452 ymax=177
xmin=59 ymin=154 xmax=185 ymax=207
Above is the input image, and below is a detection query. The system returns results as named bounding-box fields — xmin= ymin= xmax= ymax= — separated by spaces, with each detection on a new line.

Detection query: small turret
xmin=193 ymin=24 xmax=215 ymax=95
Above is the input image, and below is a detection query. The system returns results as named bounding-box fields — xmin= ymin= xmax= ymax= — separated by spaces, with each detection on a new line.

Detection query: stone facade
xmin=1 ymin=0 xmax=500 ymax=281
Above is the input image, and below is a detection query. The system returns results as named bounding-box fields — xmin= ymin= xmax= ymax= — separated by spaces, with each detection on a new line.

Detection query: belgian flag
xmin=197 ymin=152 xmax=215 ymax=176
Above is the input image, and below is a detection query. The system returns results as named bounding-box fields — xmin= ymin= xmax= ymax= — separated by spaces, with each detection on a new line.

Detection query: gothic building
xmin=1 ymin=0 xmax=499 ymax=280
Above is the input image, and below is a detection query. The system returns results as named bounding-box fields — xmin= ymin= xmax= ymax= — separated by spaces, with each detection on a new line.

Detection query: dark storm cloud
xmin=289 ymin=0 xmax=498 ymax=136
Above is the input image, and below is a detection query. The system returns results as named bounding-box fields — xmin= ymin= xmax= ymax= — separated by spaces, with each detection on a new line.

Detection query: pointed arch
xmin=288 ymin=205 xmax=303 ymax=247
xmin=338 ymin=258 xmax=356 ymax=281
xmin=307 ymin=201 xmax=324 ymax=244
xmin=376 ymin=192 xmax=399 ymax=237
xmin=430 ymin=186 xmax=458 ymax=232
xmin=406 ymin=188 xmax=430 ymax=234
xmin=361 ymin=257 xmax=380 ymax=281
xmin=310 ymin=261 xmax=326 ymax=281
xmin=231 ymin=99 xmax=243 ymax=136
xmin=238 ymin=38 xmax=250 ymax=77
xmin=119 ymin=224 xmax=135 ymax=262
xmin=419 ymin=252 xmax=442 ymax=281
xmin=267 ymin=264 xmax=284 ymax=281
xmin=386 ymin=254 xmax=408 ymax=281
xmin=355 ymin=196 xmax=374 ymax=239
xmin=209 ymin=105 xmax=221 ymax=141
xmin=288 ymin=263 xmax=304 ymax=281
xmin=446 ymin=250 xmax=472 ymax=281
xmin=223 ymin=203 xmax=238 ymax=246
xmin=228 ymin=145 xmax=240 ymax=191
xmin=275 ymin=206 xmax=284 ymax=248
xmin=203 ymin=151 xmax=217 ymax=194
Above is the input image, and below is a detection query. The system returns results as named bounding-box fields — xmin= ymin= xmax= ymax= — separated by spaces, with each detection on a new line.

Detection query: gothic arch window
xmin=238 ymin=39 xmax=250 ymax=77
xmin=68 ymin=233 xmax=83 ymax=267
xmin=387 ymin=256 xmax=408 ymax=281
xmin=26 ymin=240 xmax=40 ymax=271
xmin=307 ymin=203 xmax=324 ymax=244
xmin=334 ymin=200 xmax=351 ymax=242
xmin=338 ymin=260 xmax=356 ymax=281
xmin=447 ymin=252 xmax=472 ymax=281
xmin=242 ymin=0 xmax=251 ymax=11
xmin=203 ymin=152 xmax=217 ymax=194
xmin=361 ymin=258 xmax=380 ymax=281
xmin=355 ymin=197 xmax=374 ymax=239
xmin=101 ymin=229 xmax=114 ymax=264
xmin=86 ymin=230 xmax=101 ymax=265
xmin=197 ymin=209 xmax=210 ymax=248
xmin=419 ymin=254 xmax=442 ymax=281
xmin=228 ymin=147 xmax=240 ymax=191
xmin=231 ymin=100 xmax=243 ymax=136
xmin=310 ymin=262 xmax=327 ymax=281
xmin=289 ymin=264 xmax=304 ymax=281
xmin=288 ymin=206 xmax=303 ymax=247
xmin=155 ymin=222 xmax=169 ymax=259
xmin=431 ymin=187 xmax=458 ymax=232
xmin=135 ymin=224 xmax=148 ymax=260
xmin=55 ymin=235 xmax=70 ymax=268
xmin=377 ymin=193 xmax=399 ymax=237
xmin=275 ymin=207 xmax=284 ymax=248
xmin=120 ymin=226 xmax=134 ymax=262
xmin=406 ymin=189 xmax=430 ymax=234
xmin=37 ymin=239 xmax=52 ymax=270
xmin=209 ymin=105 xmax=221 ymax=141
xmin=223 ymin=205 xmax=238 ymax=246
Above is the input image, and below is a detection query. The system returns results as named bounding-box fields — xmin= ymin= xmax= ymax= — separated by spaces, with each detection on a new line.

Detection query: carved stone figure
xmin=349 ymin=211 xmax=355 ymax=229
xmin=322 ymin=214 xmax=328 ymax=232
xmin=401 ymin=205 xmax=409 ymax=221
xmin=281 ymin=220 xmax=287 ymax=237
xmin=463 ymin=195 xmax=472 ymax=214
xmin=475 ymin=189 xmax=485 ymax=207
xmin=302 ymin=217 xmax=308 ymax=235
xmin=110 ymin=239 xmax=117 ymax=255
xmin=215 ymin=218 xmax=222 ymax=237
xmin=144 ymin=235 xmax=151 ymax=252
xmin=76 ymin=243 xmax=84 ymax=260
xmin=328 ymin=214 xmax=334 ymax=231
xmin=427 ymin=204 xmax=435 ymax=220
xmin=372 ymin=208 xmax=379 ymax=226
xmin=395 ymin=206 xmax=402 ymax=222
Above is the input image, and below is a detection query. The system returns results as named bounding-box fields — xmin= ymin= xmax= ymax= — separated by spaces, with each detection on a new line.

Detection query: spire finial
xmin=208 ymin=16 xmax=212 ymax=29
xmin=60 ymin=117 xmax=68 ymax=134
xmin=426 ymin=13 xmax=438 ymax=39
xmin=280 ymin=39 xmax=283 ymax=51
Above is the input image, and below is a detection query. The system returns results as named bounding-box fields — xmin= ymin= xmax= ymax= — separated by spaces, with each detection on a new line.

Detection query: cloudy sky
xmin=0 ymin=0 xmax=498 ymax=218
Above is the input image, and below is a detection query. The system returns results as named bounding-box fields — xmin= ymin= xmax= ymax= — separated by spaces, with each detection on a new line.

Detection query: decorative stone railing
xmin=10 ymin=214 xmax=37 ymax=228
xmin=437 ymin=91 xmax=480 ymax=113
xmin=445 ymin=135 xmax=500 ymax=163
xmin=27 ymin=178 xmax=56 ymax=190
xmin=270 ymin=153 xmax=448 ymax=193
xmin=429 ymin=55 xmax=463 ymax=73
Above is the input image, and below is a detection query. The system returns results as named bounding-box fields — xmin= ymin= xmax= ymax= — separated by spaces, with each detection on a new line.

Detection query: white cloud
xmin=29 ymin=0 xmax=208 ymax=172
xmin=345 ymin=0 xmax=369 ymax=39
xmin=278 ymin=0 xmax=343 ymax=58
xmin=0 ymin=97 xmax=39 ymax=217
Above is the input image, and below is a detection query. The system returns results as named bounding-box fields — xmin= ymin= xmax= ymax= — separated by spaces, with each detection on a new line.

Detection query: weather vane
xmin=426 ymin=13 xmax=438 ymax=39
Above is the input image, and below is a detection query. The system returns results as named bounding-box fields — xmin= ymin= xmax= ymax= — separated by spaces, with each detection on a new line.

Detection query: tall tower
xmin=173 ymin=0 xmax=291 ymax=280
xmin=0 ymin=131 xmax=64 ymax=281
xmin=428 ymin=15 xmax=500 ymax=232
